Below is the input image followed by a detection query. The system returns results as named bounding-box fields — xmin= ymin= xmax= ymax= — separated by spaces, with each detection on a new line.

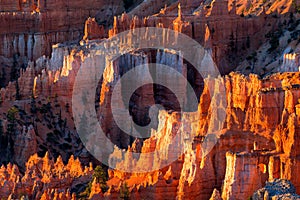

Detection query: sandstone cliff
xmin=0 ymin=152 xmax=92 ymax=199
xmin=97 ymin=72 xmax=300 ymax=200
xmin=0 ymin=0 xmax=300 ymax=200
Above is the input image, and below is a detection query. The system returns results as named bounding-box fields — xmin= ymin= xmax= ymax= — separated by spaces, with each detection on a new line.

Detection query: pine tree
xmin=15 ymin=80 xmax=20 ymax=100
xmin=30 ymin=94 xmax=37 ymax=113
xmin=82 ymin=165 xmax=108 ymax=198
xmin=0 ymin=120 xmax=3 ymax=137
xmin=93 ymin=165 xmax=108 ymax=192
xmin=119 ymin=182 xmax=130 ymax=200
xmin=77 ymin=112 xmax=89 ymax=143
xmin=7 ymin=106 xmax=18 ymax=134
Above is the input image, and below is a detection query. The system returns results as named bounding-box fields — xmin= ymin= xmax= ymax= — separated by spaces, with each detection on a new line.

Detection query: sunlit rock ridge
xmin=0 ymin=0 xmax=300 ymax=199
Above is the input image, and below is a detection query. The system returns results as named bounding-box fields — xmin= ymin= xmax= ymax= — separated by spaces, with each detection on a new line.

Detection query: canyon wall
xmin=0 ymin=0 xmax=300 ymax=199
xmin=1 ymin=33 xmax=300 ymax=200
xmin=280 ymin=52 xmax=300 ymax=72
xmin=90 ymin=2 xmax=281 ymax=75
xmin=0 ymin=0 xmax=124 ymax=61
xmin=102 ymin=72 xmax=300 ymax=200
xmin=1 ymin=18 xmax=300 ymax=198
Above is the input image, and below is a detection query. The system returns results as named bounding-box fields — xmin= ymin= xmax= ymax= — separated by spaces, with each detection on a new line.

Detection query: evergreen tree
xmin=82 ymin=165 xmax=108 ymax=198
xmin=7 ymin=106 xmax=18 ymax=134
xmin=30 ymin=94 xmax=37 ymax=114
xmin=0 ymin=120 xmax=3 ymax=137
xmin=15 ymin=80 xmax=20 ymax=100
xmin=78 ymin=112 xmax=89 ymax=143
xmin=119 ymin=182 xmax=130 ymax=200
xmin=93 ymin=165 xmax=108 ymax=192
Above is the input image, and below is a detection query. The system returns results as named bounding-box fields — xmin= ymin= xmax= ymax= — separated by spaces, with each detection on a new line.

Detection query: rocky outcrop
xmin=0 ymin=152 xmax=93 ymax=199
xmin=221 ymin=152 xmax=270 ymax=200
xmin=128 ymin=0 xmax=178 ymax=18
xmin=229 ymin=0 xmax=296 ymax=15
xmin=0 ymin=0 xmax=125 ymax=63
xmin=12 ymin=125 xmax=38 ymax=171
xmin=85 ymin=3 xmax=284 ymax=75
xmin=99 ymin=72 xmax=300 ymax=200
xmin=0 ymin=120 xmax=38 ymax=170
xmin=3 ymin=34 xmax=300 ymax=199
xmin=0 ymin=0 xmax=126 ymax=88
xmin=83 ymin=18 xmax=106 ymax=41
xmin=280 ymin=53 xmax=300 ymax=72
xmin=252 ymin=179 xmax=300 ymax=200
xmin=209 ymin=189 xmax=222 ymax=200
xmin=1 ymin=0 xmax=300 ymax=200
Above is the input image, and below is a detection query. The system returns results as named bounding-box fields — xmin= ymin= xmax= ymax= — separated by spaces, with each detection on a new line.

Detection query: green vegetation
xmin=246 ymin=52 xmax=257 ymax=62
xmin=81 ymin=165 xmax=108 ymax=198
xmin=246 ymin=36 xmax=250 ymax=49
xmin=0 ymin=68 xmax=6 ymax=88
xmin=265 ymin=30 xmax=282 ymax=53
xmin=65 ymin=103 xmax=70 ymax=113
xmin=93 ymin=165 xmax=108 ymax=192
xmin=292 ymin=0 xmax=300 ymax=13
xmin=30 ymin=95 xmax=37 ymax=113
xmin=119 ymin=182 xmax=130 ymax=200
xmin=269 ymin=35 xmax=279 ymax=51
xmin=78 ymin=112 xmax=89 ymax=143
xmin=0 ymin=120 xmax=3 ymax=136
xmin=240 ymin=9 xmax=245 ymax=17
xmin=10 ymin=53 xmax=19 ymax=81
xmin=7 ymin=106 xmax=18 ymax=134
xmin=7 ymin=106 xmax=18 ymax=122
xmin=39 ymin=103 xmax=51 ymax=114
xmin=15 ymin=80 xmax=20 ymax=100
xmin=229 ymin=32 xmax=237 ymax=53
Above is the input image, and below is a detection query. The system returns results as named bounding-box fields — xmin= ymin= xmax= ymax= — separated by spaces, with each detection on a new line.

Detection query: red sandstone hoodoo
xmin=0 ymin=0 xmax=300 ymax=199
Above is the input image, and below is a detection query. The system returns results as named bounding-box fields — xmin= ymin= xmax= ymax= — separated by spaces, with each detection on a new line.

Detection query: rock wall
xmin=87 ymin=4 xmax=280 ymax=75
xmin=252 ymin=179 xmax=300 ymax=200
xmin=0 ymin=152 xmax=93 ymax=199
xmin=3 ymin=35 xmax=300 ymax=199
xmin=100 ymin=72 xmax=300 ymax=200
xmin=0 ymin=0 xmax=124 ymax=60
xmin=1 ymin=0 xmax=300 ymax=199
xmin=221 ymin=152 xmax=270 ymax=200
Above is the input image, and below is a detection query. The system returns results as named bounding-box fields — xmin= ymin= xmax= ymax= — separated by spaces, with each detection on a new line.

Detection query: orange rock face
xmin=1 ymin=0 xmax=300 ymax=199
xmin=1 ymin=39 xmax=300 ymax=200
xmin=83 ymin=18 xmax=106 ymax=41
xmin=1 ymin=24 xmax=300 ymax=200
xmin=84 ymin=2 xmax=284 ymax=75
xmin=0 ymin=152 xmax=92 ymax=199
xmin=101 ymin=72 xmax=300 ymax=200
xmin=0 ymin=0 xmax=125 ymax=60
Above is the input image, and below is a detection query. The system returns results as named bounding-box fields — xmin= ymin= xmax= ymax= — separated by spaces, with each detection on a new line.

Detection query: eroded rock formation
xmin=100 ymin=72 xmax=300 ymax=200
xmin=252 ymin=179 xmax=300 ymax=200
xmin=1 ymin=0 xmax=300 ymax=199
xmin=0 ymin=152 xmax=93 ymax=199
